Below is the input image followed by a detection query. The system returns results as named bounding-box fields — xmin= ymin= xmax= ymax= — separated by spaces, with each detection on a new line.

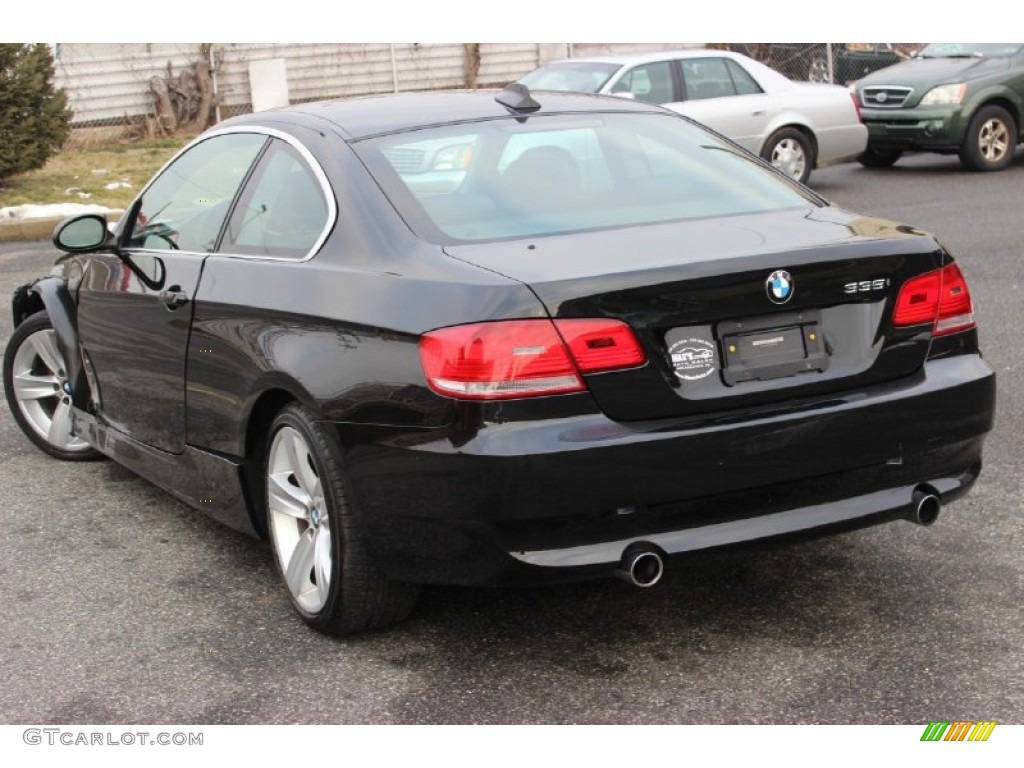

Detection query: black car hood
xmin=857 ymin=55 xmax=1009 ymax=89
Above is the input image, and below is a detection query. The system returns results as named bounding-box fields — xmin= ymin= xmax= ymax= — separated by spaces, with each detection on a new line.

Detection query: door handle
xmin=159 ymin=289 xmax=189 ymax=310
xmin=751 ymin=109 xmax=766 ymax=116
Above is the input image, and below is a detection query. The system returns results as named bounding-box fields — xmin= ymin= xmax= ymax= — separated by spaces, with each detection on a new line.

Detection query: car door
xmin=75 ymin=131 xmax=268 ymax=453
xmin=665 ymin=57 xmax=777 ymax=153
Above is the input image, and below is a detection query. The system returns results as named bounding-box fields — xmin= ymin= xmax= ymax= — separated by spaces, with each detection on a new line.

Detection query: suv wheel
xmin=857 ymin=147 xmax=903 ymax=168
xmin=960 ymin=105 xmax=1017 ymax=172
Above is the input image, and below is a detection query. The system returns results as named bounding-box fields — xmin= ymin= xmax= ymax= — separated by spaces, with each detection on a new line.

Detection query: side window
xmin=725 ymin=59 xmax=763 ymax=95
xmin=610 ymin=62 xmax=673 ymax=104
xmin=222 ymin=139 xmax=330 ymax=259
xmin=128 ymin=133 xmax=267 ymax=252
xmin=682 ymin=58 xmax=738 ymax=101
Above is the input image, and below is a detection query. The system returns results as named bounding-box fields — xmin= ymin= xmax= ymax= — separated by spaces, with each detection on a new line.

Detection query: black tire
xmin=263 ymin=402 xmax=418 ymax=635
xmin=761 ymin=128 xmax=814 ymax=184
xmin=3 ymin=311 xmax=102 ymax=461
xmin=959 ymin=105 xmax=1017 ymax=172
xmin=857 ymin=147 xmax=903 ymax=168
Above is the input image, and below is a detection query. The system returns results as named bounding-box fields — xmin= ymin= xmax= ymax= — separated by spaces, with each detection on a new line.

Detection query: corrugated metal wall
xmin=54 ymin=43 xmax=198 ymax=124
xmin=53 ymin=43 xmax=702 ymax=126
xmin=477 ymin=43 xmax=541 ymax=86
xmin=216 ymin=43 xmax=472 ymax=113
xmin=570 ymin=43 xmax=699 ymax=57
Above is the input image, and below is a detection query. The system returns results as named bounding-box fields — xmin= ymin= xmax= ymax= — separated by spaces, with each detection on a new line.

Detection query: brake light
xmin=893 ymin=263 xmax=975 ymax=336
xmin=419 ymin=319 xmax=645 ymax=400
xmin=933 ymin=263 xmax=975 ymax=335
xmin=554 ymin=319 xmax=646 ymax=373
xmin=893 ymin=271 xmax=941 ymax=326
xmin=850 ymin=91 xmax=862 ymax=122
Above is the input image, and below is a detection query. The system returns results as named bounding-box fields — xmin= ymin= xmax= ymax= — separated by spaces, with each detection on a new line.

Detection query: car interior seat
xmin=498 ymin=145 xmax=582 ymax=218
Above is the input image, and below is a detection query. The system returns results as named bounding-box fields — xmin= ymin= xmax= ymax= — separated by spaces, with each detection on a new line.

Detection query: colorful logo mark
xmin=920 ymin=721 xmax=996 ymax=742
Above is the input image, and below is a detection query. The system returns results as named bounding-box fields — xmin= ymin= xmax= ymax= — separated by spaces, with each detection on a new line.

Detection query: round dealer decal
xmin=668 ymin=338 xmax=717 ymax=380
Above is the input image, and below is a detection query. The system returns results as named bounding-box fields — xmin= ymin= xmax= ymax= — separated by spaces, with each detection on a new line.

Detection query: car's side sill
xmin=70 ymin=408 xmax=257 ymax=537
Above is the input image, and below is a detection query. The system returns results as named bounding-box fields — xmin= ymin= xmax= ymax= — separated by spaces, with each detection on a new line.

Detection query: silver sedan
xmin=518 ymin=49 xmax=867 ymax=184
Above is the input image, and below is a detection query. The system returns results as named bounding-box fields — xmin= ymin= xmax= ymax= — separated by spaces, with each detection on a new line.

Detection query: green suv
xmin=855 ymin=43 xmax=1024 ymax=171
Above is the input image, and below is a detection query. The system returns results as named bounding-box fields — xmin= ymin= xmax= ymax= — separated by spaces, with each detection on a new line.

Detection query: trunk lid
xmin=444 ymin=206 xmax=946 ymax=421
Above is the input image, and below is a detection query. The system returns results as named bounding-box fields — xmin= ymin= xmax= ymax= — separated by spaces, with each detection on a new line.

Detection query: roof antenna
xmin=495 ymin=83 xmax=541 ymax=114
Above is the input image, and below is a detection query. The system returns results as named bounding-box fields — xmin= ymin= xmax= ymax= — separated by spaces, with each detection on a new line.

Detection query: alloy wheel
xmin=9 ymin=328 xmax=90 ymax=452
xmin=267 ymin=425 xmax=332 ymax=613
xmin=978 ymin=118 xmax=1011 ymax=163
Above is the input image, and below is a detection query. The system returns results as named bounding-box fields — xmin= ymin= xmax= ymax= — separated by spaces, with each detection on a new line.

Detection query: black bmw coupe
xmin=3 ymin=86 xmax=995 ymax=634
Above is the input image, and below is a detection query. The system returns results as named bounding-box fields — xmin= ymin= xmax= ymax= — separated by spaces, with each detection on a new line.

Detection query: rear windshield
xmin=355 ymin=112 xmax=819 ymax=244
xmin=918 ymin=43 xmax=1024 ymax=58
xmin=517 ymin=61 xmax=621 ymax=93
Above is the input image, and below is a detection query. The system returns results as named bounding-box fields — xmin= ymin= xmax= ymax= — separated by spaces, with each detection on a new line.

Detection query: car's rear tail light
xmin=850 ymin=91 xmax=862 ymax=122
xmin=893 ymin=271 xmax=942 ymax=326
xmin=893 ymin=263 xmax=976 ymax=336
xmin=933 ymin=263 xmax=975 ymax=335
xmin=553 ymin=319 xmax=646 ymax=373
xmin=419 ymin=319 xmax=645 ymax=400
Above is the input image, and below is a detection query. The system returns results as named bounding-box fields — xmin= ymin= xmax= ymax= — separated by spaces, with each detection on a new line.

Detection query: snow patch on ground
xmin=0 ymin=203 xmax=118 ymax=222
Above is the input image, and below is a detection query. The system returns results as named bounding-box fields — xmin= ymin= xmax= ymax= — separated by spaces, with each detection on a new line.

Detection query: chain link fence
xmin=726 ymin=43 xmax=920 ymax=86
xmin=54 ymin=43 xmax=922 ymax=149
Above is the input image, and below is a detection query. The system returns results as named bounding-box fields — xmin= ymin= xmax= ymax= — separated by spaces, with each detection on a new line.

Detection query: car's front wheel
xmin=264 ymin=403 xmax=418 ymax=635
xmin=762 ymin=128 xmax=813 ymax=184
xmin=857 ymin=147 xmax=903 ymax=168
xmin=3 ymin=311 xmax=101 ymax=461
xmin=960 ymin=105 xmax=1017 ymax=172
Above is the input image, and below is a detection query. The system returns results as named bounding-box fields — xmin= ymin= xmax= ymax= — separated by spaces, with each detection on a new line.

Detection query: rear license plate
xmin=719 ymin=313 xmax=829 ymax=386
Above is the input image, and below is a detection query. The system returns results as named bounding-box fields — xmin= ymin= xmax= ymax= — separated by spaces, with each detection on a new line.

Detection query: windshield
xmin=517 ymin=62 xmax=621 ymax=93
xmin=355 ymin=112 xmax=819 ymax=245
xmin=918 ymin=43 xmax=1023 ymax=58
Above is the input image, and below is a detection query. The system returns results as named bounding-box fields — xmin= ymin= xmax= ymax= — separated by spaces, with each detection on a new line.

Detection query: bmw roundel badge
xmin=766 ymin=269 xmax=794 ymax=305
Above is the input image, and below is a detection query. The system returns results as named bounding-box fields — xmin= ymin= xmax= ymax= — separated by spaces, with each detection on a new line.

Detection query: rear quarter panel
xmin=183 ymin=136 xmax=544 ymax=458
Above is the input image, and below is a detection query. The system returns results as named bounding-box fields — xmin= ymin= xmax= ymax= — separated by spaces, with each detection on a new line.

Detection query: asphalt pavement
xmin=0 ymin=151 xmax=1021 ymax=724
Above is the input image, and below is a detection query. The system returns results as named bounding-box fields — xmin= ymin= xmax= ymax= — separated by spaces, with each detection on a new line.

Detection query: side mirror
xmin=52 ymin=209 xmax=165 ymax=290
xmin=52 ymin=214 xmax=113 ymax=253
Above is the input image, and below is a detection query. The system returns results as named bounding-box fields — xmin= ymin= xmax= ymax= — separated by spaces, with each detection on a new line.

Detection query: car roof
xmin=222 ymin=89 xmax=667 ymax=141
xmin=553 ymin=48 xmax=755 ymax=67
xmin=530 ymin=49 xmax=793 ymax=91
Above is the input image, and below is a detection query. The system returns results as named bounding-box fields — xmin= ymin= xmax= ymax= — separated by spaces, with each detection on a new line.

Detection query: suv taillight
xmin=419 ymin=319 xmax=645 ymax=400
xmin=893 ymin=263 xmax=976 ymax=336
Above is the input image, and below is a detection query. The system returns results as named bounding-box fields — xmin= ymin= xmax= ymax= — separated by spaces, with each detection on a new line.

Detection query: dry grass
xmin=0 ymin=132 xmax=189 ymax=211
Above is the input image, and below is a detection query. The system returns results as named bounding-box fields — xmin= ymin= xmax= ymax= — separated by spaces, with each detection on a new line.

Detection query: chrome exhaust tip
xmin=911 ymin=486 xmax=941 ymax=526
xmin=617 ymin=544 xmax=665 ymax=588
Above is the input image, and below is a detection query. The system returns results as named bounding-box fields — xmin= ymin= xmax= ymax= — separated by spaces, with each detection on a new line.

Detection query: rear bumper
xmin=815 ymin=122 xmax=869 ymax=166
xmin=339 ymin=354 xmax=995 ymax=586
xmin=861 ymin=105 xmax=968 ymax=152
